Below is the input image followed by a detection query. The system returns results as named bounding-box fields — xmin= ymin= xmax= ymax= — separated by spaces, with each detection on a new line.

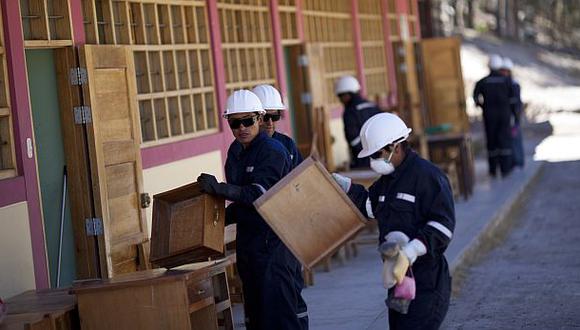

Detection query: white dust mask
xmin=369 ymin=145 xmax=397 ymax=175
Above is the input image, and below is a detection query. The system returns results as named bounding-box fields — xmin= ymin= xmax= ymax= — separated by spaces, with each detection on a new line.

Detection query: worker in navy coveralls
xmin=335 ymin=75 xmax=381 ymax=169
xmin=197 ymin=90 xmax=306 ymax=330
xmin=333 ymin=113 xmax=455 ymax=329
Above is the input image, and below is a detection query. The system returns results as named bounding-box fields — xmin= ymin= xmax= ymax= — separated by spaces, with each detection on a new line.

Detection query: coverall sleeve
xmin=291 ymin=141 xmax=304 ymax=167
xmin=347 ymin=182 xmax=378 ymax=220
xmin=233 ymin=148 xmax=290 ymax=206
xmin=510 ymin=83 xmax=523 ymax=124
xmin=343 ymin=110 xmax=360 ymax=147
xmin=414 ymin=173 xmax=456 ymax=258
xmin=473 ymin=79 xmax=483 ymax=107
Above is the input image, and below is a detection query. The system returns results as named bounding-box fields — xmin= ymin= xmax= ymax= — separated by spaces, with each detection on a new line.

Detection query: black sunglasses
xmin=263 ymin=113 xmax=281 ymax=122
xmin=228 ymin=115 xmax=258 ymax=129
xmin=370 ymin=145 xmax=395 ymax=159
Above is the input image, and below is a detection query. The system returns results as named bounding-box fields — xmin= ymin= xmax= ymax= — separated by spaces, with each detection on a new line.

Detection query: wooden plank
xmin=420 ymin=37 xmax=468 ymax=133
xmin=54 ymin=47 xmax=100 ymax=280
xmin=254 ymin=157 xmax=366 ymax=269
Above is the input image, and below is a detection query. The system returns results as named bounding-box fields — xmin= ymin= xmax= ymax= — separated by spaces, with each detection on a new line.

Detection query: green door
xmin=26 ymin=49 xmax=76 ymax=287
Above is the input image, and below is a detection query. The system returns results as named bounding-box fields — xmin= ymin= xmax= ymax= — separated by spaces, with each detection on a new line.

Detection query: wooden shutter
xmin=79 ymin=45 xmax=149 ymax=277
xmin=420 ymin=37 xmax=468 ymax=133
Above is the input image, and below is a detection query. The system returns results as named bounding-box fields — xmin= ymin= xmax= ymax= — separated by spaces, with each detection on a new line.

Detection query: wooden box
xmin=1 ymin=288 xmax=79 ymax=330
xmin=150 ymin=182 xmax=226 ymax=269
xmin=254 ymin=157 xmax=367 ymax=269
xmin=73 ymin=259 xmax=233 ymax=330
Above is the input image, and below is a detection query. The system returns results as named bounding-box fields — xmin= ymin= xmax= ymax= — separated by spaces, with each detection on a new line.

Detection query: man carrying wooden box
xmin=197 ymin=90 xmax=308 ymax=330
xmin=333 ymin=113 xmax=455 ymax=329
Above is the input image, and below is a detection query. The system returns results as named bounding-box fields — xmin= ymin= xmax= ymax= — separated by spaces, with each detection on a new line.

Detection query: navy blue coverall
xmin=229 ymin=131 xmax=304 ymax=169
xmin=224 ymin=131 xmax=307 ymax=330
xmin=473 ymin=72 xmax=515 ymax=176
xmin=347 ymin=150 xmax=455 ymax=329
xmin=510 ymin=80 xmax=524 ymax=167
xmin=343 ymin=94 xmax=381 ymax=168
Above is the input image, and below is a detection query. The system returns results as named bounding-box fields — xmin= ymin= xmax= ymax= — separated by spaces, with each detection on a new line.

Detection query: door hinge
xmin=69 ymin=67 xmax=88 ymax=86
xmin=74 ymin=106 xmax=92 ymax=124
xmin=140 ymin=193 xmax=151 ymax=208
xmin=298 ymin=55 xmax=309 ymax=67
xmin=85 ymin=218 xmax=103 ymax=236
xmin=300 ymin=92 xmax=312 ymax=105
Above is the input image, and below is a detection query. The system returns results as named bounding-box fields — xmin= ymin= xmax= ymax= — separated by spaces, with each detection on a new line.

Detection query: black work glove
xmin=197 ymin=173 xmax=242 ymax=202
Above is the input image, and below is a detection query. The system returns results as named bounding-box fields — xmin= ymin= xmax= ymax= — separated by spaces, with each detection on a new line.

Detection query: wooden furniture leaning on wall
xmin=73 ymin=258 xmax=234 ymax=330
xmin=0 ymin=288 xmax=79 ymax=330
xmin=427 ymin=133 xmax=475 ymax=200
xmin=150 ymin=182 xmax=225 ymax=269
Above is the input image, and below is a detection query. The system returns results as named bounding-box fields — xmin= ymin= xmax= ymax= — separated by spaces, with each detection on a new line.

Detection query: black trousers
xmin=237 ymin=241 xmax=308 ymax=330
xmin=388 ymin=275 xmax=451 ymax=330
xmin=484 ymin=113 xmax=513 ymax=176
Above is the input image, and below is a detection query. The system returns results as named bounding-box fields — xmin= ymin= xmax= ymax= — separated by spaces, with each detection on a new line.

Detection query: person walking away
xmin=473 ymin=54 xmax=515 ymax=178
xmin=500 ymin=57 xmax=525 ymax=168
xmin=332 ymin=113 xmax=455 ymax=329
xmin=335 ymin=75 xmax=381 ymax=169
xmin=197 ymin=90 xmax=305 ymax=330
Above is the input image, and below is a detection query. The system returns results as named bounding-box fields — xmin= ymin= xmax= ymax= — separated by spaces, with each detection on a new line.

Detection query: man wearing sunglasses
xmin=197 ymin=90 xmax=306 ymax=330
xmin=253 ymin=84 xmax=303 ymax=168
xmin=335 ymin=75 xmax=381 ymax=169
xmin=333 ymin=113 xmax=455 ymax=329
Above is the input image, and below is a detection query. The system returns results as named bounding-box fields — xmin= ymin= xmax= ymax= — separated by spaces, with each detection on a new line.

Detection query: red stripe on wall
xmin=1 ymin=0 xmax=50 ymax=289
xmin=351 ymin=0 xmax=367 ymax=97
xmin=0 ymin=176 xmax=26 ymax=207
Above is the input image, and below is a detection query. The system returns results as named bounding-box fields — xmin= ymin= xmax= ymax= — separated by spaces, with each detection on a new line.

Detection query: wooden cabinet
xmin=73 ymin=259 xmax=233 ymax=330
xmin=0 ymin=289 xmax=79 ymax=330
xmin=150 ymin=182 xmax=225 ymax=269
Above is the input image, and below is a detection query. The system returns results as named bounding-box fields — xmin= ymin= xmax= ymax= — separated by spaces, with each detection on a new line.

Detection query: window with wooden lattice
xmin=303 ymin=0 xmax=356 ymax=107
xmin=1 ymin=4 xmax=17 ymax=179
xmin=358 ymin=0 xmax=389 ymax=101
xmin=217 ymin=0 xmax=277 ymax=94
xmin=278 ymin=0 xmax=299 ymax=45
xmin=81 ymin=0 xmax=218 ymax=145
xmin=19 ymin=0 xmax=73 ymax=48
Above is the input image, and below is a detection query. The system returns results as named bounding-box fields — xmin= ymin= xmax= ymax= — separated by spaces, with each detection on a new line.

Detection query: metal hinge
xmin=300 ymin=92 xmax=312 ymax=105
xmin=69 ymin=67 xmax=88 ymax=86
xmin=74 ymin=106 xmax=92 ymax=124
xmin=85 ymin=218 xmax=103 ymax=236
xmin=140 ymin=193 xmax=151 ymax=208
xmin=298 ymin=54 xmax=309 ymax=67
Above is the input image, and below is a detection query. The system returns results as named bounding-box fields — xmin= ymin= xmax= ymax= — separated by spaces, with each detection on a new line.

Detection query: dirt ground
xmin=442 ymin=114 xmax=580 ymax=329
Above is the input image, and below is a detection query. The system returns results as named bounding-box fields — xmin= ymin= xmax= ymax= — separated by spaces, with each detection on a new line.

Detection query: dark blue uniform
xmin=229 ymin=131 xmax=303 ymax=169
xmin=348 ymin=150 xmax=455 ymax=329
xmin=225 ymin=131 xmax=307 ymax=330
xmin=343 ymin=94 xmax=381 ymax=168
xmin=510 ymin=80 xmax=524 ymax=167
xmin=473 ymin=72 xmax=515 ymax=176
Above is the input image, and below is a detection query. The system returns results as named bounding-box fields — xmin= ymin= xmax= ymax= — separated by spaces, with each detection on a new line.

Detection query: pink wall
xmin=1 ymin=0 xmax=49 ymax=289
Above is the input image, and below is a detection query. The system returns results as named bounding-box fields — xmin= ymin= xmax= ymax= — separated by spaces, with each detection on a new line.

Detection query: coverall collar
xmin=389 ymin=149 xmax=418 ymax=179
xmin=241 ymin=131 xmax=268 ymax=153
xmin=346 ymin=93 xmax=364 ymax=107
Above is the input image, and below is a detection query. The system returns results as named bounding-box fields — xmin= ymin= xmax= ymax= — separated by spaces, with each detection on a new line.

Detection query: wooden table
xmin=1 ymin=288 xmax=78 ymax=330
xmin=73 ymin=259 xmax=233 ymax=330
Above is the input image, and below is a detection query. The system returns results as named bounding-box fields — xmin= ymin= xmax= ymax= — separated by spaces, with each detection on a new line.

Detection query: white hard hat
xmin=358 ymin=113 xmax=412 ymax=158
xmin=251 ymin=84 xmax=286 ymax=110
xmin=335 ymin=75 xmax=361 ymax=95
xmin=489 ymin=54 xmax=503 ymax=70
xmin=223 ymin=90 xmax=266 ymax=118
xmin=501 ymin=57 xmax=514 ymax=70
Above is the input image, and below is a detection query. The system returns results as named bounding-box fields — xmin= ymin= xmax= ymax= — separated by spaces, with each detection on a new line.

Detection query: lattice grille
xmin=303 ymin=0 xmax=355 ymax=106
xmin=217 ymin=1 xmax=276 ymax=94
xmin=19 ymin=0 xmax=73 ymax=47
xmin=81 ymin=0 xmax=217 ymax=145
xmin=278 ymin=0 xmax=299 ymax=45
xmin=0 ymin=3 xmax=16 ymax=179
xmin=359 ymin=0 xmax=389 ymax=100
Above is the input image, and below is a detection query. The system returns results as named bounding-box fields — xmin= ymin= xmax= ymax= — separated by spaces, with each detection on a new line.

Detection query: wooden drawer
xmin=187 ymin=278 xmax=213 ymax=305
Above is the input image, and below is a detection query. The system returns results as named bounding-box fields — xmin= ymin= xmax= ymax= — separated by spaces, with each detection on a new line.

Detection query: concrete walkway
xmin=302 ymin=132 xmax=546 ymax=330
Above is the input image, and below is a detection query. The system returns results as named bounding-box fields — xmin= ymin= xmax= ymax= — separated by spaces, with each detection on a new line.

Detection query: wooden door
xmin=56 ymin=45 xmax=149 ymax=279
xmin=420 ymin=37 xmax=468 ymax=133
